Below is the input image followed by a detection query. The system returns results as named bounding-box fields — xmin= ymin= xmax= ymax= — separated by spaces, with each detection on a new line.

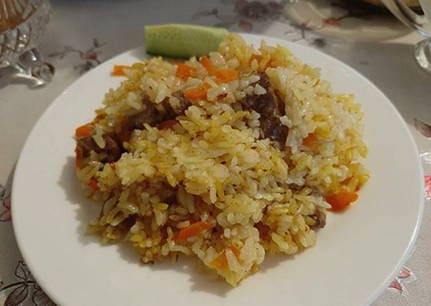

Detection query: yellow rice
xmin=75 ymin=34 xmax=369 ymax=286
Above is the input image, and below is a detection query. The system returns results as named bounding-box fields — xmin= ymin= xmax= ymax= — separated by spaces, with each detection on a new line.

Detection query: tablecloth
xmin=0 ymin=0 xmax=430 ymax=305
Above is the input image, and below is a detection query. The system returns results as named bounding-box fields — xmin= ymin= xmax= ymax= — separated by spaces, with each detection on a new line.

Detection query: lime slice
xmin=144 ymin=24 xmax=228 ymax=58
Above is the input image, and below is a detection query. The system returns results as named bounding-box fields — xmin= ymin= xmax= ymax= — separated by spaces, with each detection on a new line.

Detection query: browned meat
xmin=169 ymin=91 xmax=191 ymax=115
xmin=103 ymin=135 xmax=122 ymax=162
xmin=255 ymin=222 xmax=271 ymax=240
xmin=129 ymin=93 xmax=191 ymax=130
xmin=76 ymin=136 xmax=98 ymax=156
xmin=76 ymin=134 xmax=122 ymax=163
xmin=129 ymin=103 xmax=163 ymax=129
xmin=76 ymin=93 xmax=191 ymax=166
xmin=310 ymin=209 xmax=326 ymax=229
xmin=241 ymin=73 xmax=288 ymax=146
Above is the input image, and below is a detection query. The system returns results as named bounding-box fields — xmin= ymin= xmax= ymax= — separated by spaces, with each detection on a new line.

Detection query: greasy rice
xmin=74 ymin=34 xmax=369 ymax=286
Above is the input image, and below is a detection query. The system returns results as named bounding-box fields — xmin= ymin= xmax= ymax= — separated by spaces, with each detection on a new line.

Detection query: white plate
xmin=12 ymin=34 xmax=424 ymax=306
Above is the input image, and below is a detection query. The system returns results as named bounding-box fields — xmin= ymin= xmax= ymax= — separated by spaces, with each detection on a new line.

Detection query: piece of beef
xmin=310 ymin=209 xmax=326 ymax=229
xmin=76 ymin=136 xmax=98 ymax=156
xmin=103 ymin=135 xmax=122 ymax=162
xmin=128 ymin=93 xmax=191 ymax=130
xmin=129 ymin=103 xmax=163 ymax=129
xmin=157 ymin=92 xmax=191 ymax=124
xmin=76 ymin=93 xmax=191 ymax=166
xmin=241 ymin=73 xmax=288 ymax=147
xmin=76 ymin=134 xmax=122 ymax=163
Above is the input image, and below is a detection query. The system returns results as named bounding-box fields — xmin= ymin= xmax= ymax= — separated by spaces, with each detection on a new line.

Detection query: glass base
xmin=1 ymin=48 xmax=55 ymax=88
xmin=415 ymin=38 xmax=431 ymax=74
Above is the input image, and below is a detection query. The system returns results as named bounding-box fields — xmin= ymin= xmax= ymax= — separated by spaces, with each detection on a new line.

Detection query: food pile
xmin=75 ymin=33 xmax=369 ymax=285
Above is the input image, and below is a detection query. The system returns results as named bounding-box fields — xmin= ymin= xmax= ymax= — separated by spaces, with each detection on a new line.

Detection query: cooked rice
xmin=75 ymin=34 xmax=369 ymax=286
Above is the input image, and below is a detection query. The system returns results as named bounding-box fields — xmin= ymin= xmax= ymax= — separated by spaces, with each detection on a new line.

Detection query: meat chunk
xmin=129 ymin=103 xmax=163 ymax=129
xmin=241 ymin=73 xmax=288 ymax=146
xmin=310 ymin=209 xmax=326 ymax=229
xmin=128 ymin=93 xmax=191 ymax=130
xmin=165 ymin=91 xmax=191 ymax=117
xmin=76 ymin=134 xmax=122 ymax=163
xmin=76 ymin=136 xmax=99 ymax=156
xmin=76 ymin=93 xmax=191 ymax=167
xmin=103 ymin=135 xmax=122 ymax=162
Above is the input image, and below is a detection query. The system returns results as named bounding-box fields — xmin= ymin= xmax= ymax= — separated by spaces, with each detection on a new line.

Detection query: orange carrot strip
xmin=267 ymin=59 xmax=277 ymax=68
xmin=89 ymin=178 xmax=99 ymax=192
xmin=111 ymin=65 xmax=131 ymax=76
xmin=75 ymin=124 xmax=93 ymax=138
xmin=184 ymin=83 xmax=211 ymax=100
xmin=157 ymin=119 xmax=178 ymax=130
xmin=340 ymin=177 xmax=351 ymax=185
xmin=176 ymin=63 xmax=196 ymax=80
xmin=210 ymin=247 xmax=241 ymax=269
xmin=326 ymin=192 xmax=358 ymax=212
xmin=199 ymin=56 xmax=239 ymax=83
xmin=175 ymin=221 xmax=213 ymax=241
xmin=199 ymin=56 xmax=217 ymax=75
xmin=303 ymin=133 xmax=317 ymax=150
xmin=75 ymin=148 xmax=84 ymax=169
xmin=215 ymin=69 xmax=239 ymax=83
xmin=211 ymin=252 xmax=228 ymax=269
xmin=230 ymin=246 xmax=241 ymax=258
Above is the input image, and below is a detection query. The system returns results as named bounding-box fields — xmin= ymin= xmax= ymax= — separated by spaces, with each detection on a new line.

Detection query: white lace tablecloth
xmin=1 ymin=1 xmax=430 ymax=305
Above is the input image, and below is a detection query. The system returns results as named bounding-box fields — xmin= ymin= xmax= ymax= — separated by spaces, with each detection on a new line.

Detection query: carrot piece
xmin=199 ymin=56 xmax=239 ymax=83
xmin=184 ymin=83 xmax=211 ymax=100
xmin=75 ymin=124 xmax=93 ymax=138
xmin=176 ymin=63 xmax=196 ymax=80
xmin=325 ymin=192 xmax=358 ymax=212
xmin=175 ymin=221 xmax=213 ymax=241
xmin=199 ymin=56 xmax=239 ymax=82
xmin=211 ymin=252 xmax=228 ymax=269
xmin=215 ymin=69 xmax=239 ymax=83
xmin=111 ymin=65 xmax=131 ymax=76
xmin=210 ymin=247 xmax=241 ymax=269
xmin=199 ymin=56 xmax=217 ymax=75
xmin=230 ymin=246 xmax=241 ymax=258
xmin=89 ymin=178 xmax=99 ymax=192
xmin=250 ymin=54 xmax=276 ymax=70
xmin=75 ymin=148 xmax=84 ymax=169
xmin=340 ymin=177 xmax=351 ymax=185
xmin=157 ymin=119 xmax=178 ymax=130
xmin=303 ymin=133 xmax=317 ymax=150
xmin=267 ymin=59 xmax=277 ymax=68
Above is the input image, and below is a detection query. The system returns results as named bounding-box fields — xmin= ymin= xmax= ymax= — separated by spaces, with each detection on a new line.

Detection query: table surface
xmin=0 ymin=0 xmax=430 ymax=305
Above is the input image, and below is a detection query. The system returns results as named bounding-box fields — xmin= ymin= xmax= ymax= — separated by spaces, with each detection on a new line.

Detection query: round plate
xmin=12 ymin=34 xmax=424 ymax=306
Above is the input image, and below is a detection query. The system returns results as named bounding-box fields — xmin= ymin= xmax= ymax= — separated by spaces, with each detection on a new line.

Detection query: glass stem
xmin=9 ymin=48 xmax=54 ymax=88
xmin=414 ymin=38 xmax=431 ymax=74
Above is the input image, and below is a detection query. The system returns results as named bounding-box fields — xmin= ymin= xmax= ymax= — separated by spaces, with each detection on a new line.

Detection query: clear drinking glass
xmin=381 ymin=0 xmax=431 ymax=73
xmin=0 ymin=0 xmax=53 ymax=87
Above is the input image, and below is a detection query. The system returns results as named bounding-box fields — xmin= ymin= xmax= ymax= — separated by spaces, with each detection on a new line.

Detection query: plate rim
xmin=11 ymin=32 xmax=425 ymax=306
